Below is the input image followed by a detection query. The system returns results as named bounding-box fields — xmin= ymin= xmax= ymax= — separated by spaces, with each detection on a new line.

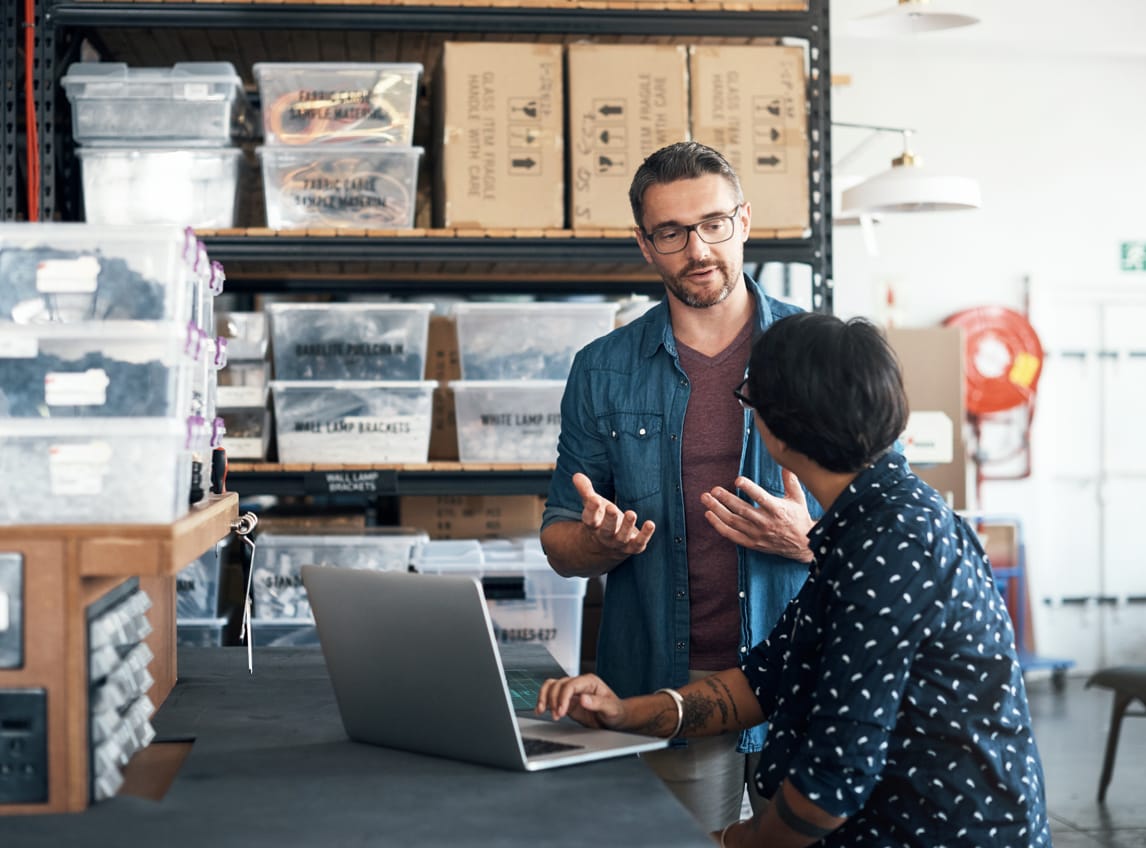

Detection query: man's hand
xmin=701 ymin=468 xmax=814 ymax=563
xmin=535 ymin=673 xmax=626 ymax=730
xmin=573 ymin=472 xmax=656 ymax=559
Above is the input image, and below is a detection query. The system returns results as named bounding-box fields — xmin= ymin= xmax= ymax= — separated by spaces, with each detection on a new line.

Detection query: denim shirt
xmin=542 ymin=274 xmax=823 ymax=752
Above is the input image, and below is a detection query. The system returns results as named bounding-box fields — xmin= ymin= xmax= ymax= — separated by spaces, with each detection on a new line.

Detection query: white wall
xmin=828 ymin=1 xmax=1146 ymax=673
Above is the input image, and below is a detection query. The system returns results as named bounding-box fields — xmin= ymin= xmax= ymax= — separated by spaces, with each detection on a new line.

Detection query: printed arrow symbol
xmin=757 ymin=155 xmax=782 ymax=167
xmin=769 ymin=127 xmax=781 ymax=142
xmin=599 ymin=104 xmax=623 ymax=116
xmin=600 ymin=130 xmax=611 ymax=144
xmin=766 ymin=101 xmax=781 ymax=116
xmin=512 ymin=157 xmax=537 ymax=169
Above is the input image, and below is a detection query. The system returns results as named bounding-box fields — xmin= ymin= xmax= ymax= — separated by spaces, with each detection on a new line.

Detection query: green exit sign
xmin=1121 ymin=241 xmax=1146 ymax=271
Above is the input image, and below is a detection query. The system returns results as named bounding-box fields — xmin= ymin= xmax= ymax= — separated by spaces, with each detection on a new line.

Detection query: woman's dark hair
xmin=745 ymin=313 xmax=909 ymax=474
xmin=628 ymin=141 xmax=744 ymax=230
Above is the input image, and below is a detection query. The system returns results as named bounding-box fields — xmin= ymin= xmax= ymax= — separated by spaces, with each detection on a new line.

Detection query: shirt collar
xmin=807 ymin=450 xmax=910 ymax=558
xmin=638 ymin=271 xmax=774 ymax=360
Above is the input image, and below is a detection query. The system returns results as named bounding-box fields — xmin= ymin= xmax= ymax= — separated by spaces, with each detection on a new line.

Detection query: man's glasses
xmin=642 ymin=206 xmax=742 ymax=255
xmin=733 ymin=377 xmax=753 ymax=411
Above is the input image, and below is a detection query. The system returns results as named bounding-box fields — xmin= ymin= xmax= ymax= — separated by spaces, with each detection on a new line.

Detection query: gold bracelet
xmin=654 ymin=687 xmax=684 ymax=738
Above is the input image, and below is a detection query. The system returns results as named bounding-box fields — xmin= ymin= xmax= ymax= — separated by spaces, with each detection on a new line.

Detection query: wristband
xmin=719 ymin=821 xmax=736 ymax=847
xmin=654 ymin=687 xmax=684 ymax=738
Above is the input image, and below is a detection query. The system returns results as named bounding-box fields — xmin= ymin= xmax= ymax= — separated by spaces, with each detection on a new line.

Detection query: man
xmin=540 ymin=141 xmax=821 ymax=831
xmin=538 ymin=313 xmax=1051 ymax=848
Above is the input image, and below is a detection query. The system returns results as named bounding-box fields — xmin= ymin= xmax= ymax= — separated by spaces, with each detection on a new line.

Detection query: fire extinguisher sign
xmin=1120 ymin=241 xmax=1146 ymax=271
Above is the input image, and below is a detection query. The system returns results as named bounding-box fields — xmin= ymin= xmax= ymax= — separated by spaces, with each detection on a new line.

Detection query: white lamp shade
xmin=841 ymin=163 xmax=981 ymax=213
xmin=849 ymin=2 xmax=979 ymax=36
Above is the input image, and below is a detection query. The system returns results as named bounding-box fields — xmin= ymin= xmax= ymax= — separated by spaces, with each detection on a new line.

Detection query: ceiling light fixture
xmin=848 ymin=0 xmax=980 ymax=36
xmin=835 ymin=121 xmax=982 ymax=215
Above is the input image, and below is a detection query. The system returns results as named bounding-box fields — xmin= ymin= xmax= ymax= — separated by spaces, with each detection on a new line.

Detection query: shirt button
xmin=670 ymin=434 xmax=678 ymax=441
xmin=680 ymin=379 xmax=688 ymax=387
xmin=740 ymin=646 xmax=748 ymax=653
xmin=675 ymin=641 xmax=686 ymax=650
xmin=674 ymin=536 xmax=682 ymax=544
xmin=611 ymin=430 xmax=617 ymax=438
xmin=638 ymin=427 xmax=646 ymax=436
xmin=738 ymin=591 xmax=745 ymax=598
xmin=676 ymin=590 xmax=686 ymax=600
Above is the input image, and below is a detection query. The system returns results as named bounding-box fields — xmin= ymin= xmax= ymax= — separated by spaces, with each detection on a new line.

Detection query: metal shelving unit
xmin=30 ymin=0 xmax=833 ymax=496
xmin=226 ymin=463 xmax=555 ymax=497
xmin=2 ymin=2 xmax=18 ymax=219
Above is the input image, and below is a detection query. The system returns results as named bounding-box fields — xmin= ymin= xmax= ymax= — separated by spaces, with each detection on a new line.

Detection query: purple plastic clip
xmin=208 ymin=259 xmax=226 ymax=295
xmin=213 ymin=336 xmax=229 ymax=369
xmin=184 ymin=320 xmax=204 ymax=358
xmin=211 ymin=416 xmax=227 ymax=448
xmin=185 ymin=414 xmax=207 ymax=450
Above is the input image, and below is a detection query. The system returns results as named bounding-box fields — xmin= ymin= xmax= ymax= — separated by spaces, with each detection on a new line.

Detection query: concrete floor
xmin=1028 ymin=671 xmax=1146 ymax=847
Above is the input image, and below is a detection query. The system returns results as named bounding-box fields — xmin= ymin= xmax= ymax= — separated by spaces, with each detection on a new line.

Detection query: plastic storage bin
xmin=253 ymin=62 xmax=422 ymax=147
xmin=175 ymin=541 xmax=224 ymax=619
xmin=415 ymin=537 xmax=587 ymax=676
xmin=176 ymin=617 xmax=229 ymax=647
xmin=271 ymin=380 xmax=436 ymax=463
xmin=249 ymin=528 xmax=428 ymax=620
xmin=219 ymin=397 xmax=271 ymax=461
xmin=77 ymin=147 xmax=241 ymax=229
xmin=268 ymin=302 xmax=433 ymax=381
xmin=61 ymin=62 xmax=247 ymax=147
xmin=216 ymin=311 xmax=269 ymax=361
xmin=453 ymin=302 xmax=619 ymax=380
xmin=0 ymin=322 xmax=194 ymax=418
xmin=258 ymin=145 xmax=422 ymax=229
xmin=0 ymin=417 xmax=193 ymax=525
xmin=0 ymin=223 xmax=198 ymax=325
xmin=248 ymin=619 xmax=319 ymax=647
xmin=450 ymin=380 xmax=565 ymax=463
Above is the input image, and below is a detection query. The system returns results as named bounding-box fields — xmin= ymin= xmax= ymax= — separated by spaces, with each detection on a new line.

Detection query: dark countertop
xmin=2 ymin=647 xmax=712 ymax=847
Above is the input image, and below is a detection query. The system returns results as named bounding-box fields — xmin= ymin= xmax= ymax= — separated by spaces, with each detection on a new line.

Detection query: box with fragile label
xmin=250 ymin=528 xmax=428 ymax=619
xmin=400 ymin=494 xmax=545 ymax=540
xmin=689 ymin=45 xmax=809 ymax=233
xmin=270 ymin=380 xmax=436 ymax=463
xmin=434 ymin=42 xmax=564 ymax=228
xmin=566 ymin=44 xmax=690 ymax=230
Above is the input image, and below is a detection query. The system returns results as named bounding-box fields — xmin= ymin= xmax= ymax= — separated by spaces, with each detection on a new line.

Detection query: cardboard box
xmin=434 ymin=42 xmax=564 ymax=228
xmin=400 ymin=495 xmax=545 ymax=540
xmin=887 ymin=326 xmax=967 ymax=509
xmin=689 ymin=45 xmax=809 ymax=233
xmin=566 ymin=44 xmax=690 ymax=230
xmin=424 ymin=315 xmax=461 ymax=461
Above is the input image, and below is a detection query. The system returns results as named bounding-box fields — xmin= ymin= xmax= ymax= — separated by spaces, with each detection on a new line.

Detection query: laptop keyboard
xmin=521 ymin=737 xmax=584 ymax=757
xmin=505 ymin=668 xmax=547 ymax=711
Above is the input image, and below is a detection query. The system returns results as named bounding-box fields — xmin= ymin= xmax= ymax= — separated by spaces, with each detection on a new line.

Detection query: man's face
xmin=635 ymin=174 xmax=751 ymax=309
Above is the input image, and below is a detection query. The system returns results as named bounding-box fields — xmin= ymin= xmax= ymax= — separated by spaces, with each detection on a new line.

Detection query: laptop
xmin=301 ymin=565 xmax=669 ymax=771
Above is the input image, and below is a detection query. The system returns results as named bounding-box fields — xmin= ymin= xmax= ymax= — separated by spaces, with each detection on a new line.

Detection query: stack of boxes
xmin=266 ymin=302 xmax=436 ymax=463
xmin=0 ymin=223 xmax=224 ymax=524
xmin=60 ymin=62 xmax=247 ymax=229
xmin=253 ymin=62 xmax=424 ymax=229
xmin=449 ymin=302 xmax=617 ymax=464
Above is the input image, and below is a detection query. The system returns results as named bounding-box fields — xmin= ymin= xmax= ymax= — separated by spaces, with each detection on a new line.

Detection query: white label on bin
xmin=49 ymin=441 xmax=112 ymax=496
xmin=45 ymin=369 xmax=110 ymax=407
xmin=0 ymin=591 xmax=8 ymax=632
xmin=221 ymin=436 xmax=263 ymax=459
xmin=181 ymin=82 xmax=210 ymax=100
xmin=36 ymin=257 xmax=100 ymax=294
xmin=0 ymin=334 xmax=37 ymax=358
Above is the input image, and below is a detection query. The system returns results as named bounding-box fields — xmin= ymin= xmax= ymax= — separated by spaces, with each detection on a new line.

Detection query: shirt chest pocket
xmin=597 ymin=412 xmax=663 ymax=506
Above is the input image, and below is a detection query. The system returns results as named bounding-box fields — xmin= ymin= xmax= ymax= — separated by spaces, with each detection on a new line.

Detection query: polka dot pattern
xmin=742 ymin=452 xmax=1050 ymax=846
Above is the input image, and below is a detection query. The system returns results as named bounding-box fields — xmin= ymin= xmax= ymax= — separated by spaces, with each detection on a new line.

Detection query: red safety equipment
xmin=943 ymin=306 xmax=1043 ymax=416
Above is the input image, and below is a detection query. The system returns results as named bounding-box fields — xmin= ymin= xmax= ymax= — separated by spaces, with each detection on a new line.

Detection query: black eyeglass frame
xmin=640 ymin=205 xmax=743 ymax=255
xmin=733 ymin=376 xmax=753 ymax=411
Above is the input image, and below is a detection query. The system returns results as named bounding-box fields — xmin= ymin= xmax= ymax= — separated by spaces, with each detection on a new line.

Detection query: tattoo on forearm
xmin=709 ymin=677 xmax=742 ymax=726
xmin=634 ymin=704 xmax=676 ymax=737
xmin=680 ymin=691 xmax=718 ymax=734
xmin=701 ymin=679 xmax=730 ymax=726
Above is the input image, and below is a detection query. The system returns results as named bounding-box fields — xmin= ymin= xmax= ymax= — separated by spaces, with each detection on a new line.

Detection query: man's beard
xmin=661 ymin=259 xmax=740 ymax=309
